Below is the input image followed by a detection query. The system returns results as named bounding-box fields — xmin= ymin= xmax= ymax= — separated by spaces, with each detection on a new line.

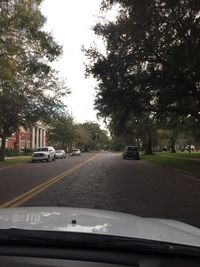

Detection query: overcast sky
xmin=41 ymin=0 xmax=113 ymax=127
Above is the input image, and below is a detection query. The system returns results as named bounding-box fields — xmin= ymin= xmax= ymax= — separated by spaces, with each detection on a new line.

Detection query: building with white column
xmin=5 ymin=122 xmax=48 ymax=152
xmin=31 ymin=122 xmax=47 ymax=149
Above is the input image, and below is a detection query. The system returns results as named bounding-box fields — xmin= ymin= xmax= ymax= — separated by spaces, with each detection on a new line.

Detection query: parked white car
xmin=72 ymin=149 xmax=81 ymax=156
xmin=55 ymin=150 xmax=66 ymax=159
xmin=32 ymin=146 xmax=56 ymax=162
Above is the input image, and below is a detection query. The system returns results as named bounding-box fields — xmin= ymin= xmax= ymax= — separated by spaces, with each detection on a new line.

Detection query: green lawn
xmin=141 ymin=153 xmax=200 ymax=177
xmin=158 ymin=152 xmax=200 ymax=159
xmin=0 ymin=156 xmax=31 ymax=168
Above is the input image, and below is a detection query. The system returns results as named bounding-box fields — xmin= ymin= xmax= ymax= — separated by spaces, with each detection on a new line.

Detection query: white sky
xmin=41 ymin=0 xmax=115 ymax=127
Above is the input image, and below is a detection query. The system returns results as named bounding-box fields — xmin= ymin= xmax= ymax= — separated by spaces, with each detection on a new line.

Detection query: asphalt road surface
xmin=0 ymin=152 xmax=200 ymax=228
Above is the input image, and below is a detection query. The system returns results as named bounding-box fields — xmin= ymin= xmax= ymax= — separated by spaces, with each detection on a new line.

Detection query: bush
xmin=20 ymin=148 xmax=34 ymax=156
xmin=5 ymin=149 xmax=15 ymax=157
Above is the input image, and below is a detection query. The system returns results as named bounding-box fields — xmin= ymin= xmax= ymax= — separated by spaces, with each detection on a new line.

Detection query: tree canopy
xmin=0 ymin=0 xmax=69 ymax=160
xmin=48 ymin=116 xmax=109 ymax=152
xmin=48 ymin=114 xmax=75 ymax=150
xmin=85 ymin=0 xmax=200 ymax=152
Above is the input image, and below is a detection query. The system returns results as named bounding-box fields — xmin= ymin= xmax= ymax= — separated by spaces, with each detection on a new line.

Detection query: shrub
xmin=5 ymin=149 xmax=15 ymax=157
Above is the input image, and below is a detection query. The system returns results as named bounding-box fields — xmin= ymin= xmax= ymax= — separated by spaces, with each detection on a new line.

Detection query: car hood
xmin=0 ymin=207 xmax=200 ymax=247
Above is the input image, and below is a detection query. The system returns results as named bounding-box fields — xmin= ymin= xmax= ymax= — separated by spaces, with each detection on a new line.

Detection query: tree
xmin=156 ymin=129 xmax=171 ymax=151
xmin=82 ymin=122 xmax=109 ymax=151
xmin=84 ymin=0 xmax=200 ymax=152
xmin=48 ymin=114 xmax=75 ymax=150
xmin=48 ymin=119 xmax=109 ymax=153
xmin=75 ymin=124 xmax=94 ymax=152
xmin=156 ymin=113 xmax=183 ymax=153
xmin=109 ymin=135 xmax=127 ymax=151
xmin=75 ymin=122 xmax=109 ymax=151
xmin=108 ymin=114 xmax=157 ymax=154
xmin=176 ymin=116 xmax=200 ymax=151
xmin=100 ymin=0 xmax=200 ymax=119
xmin=0 ymin=0 xmax=68 ymax=161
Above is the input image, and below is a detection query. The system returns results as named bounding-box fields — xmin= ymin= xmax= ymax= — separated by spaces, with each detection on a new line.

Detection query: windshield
xmin=127 ymin=147 xmax=138 ymax=152
xmin=0 ymin=0 xmax=200 ymax=250
xmin=36 ymin=148 xmax=48 ymax=152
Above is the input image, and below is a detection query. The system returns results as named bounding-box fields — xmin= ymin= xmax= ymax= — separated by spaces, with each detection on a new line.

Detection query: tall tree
xmin=75 ymin=122 xmax=109 ymax=151
xmin=0 ymin=0 xmax=68 ymax=161
xmin=85 ymin=0 xmax=200 ymax=152
xmin=99 ymin=0 xmax=200 ymax=119
xmin=48 ymin=114 xmax=75 ymax=150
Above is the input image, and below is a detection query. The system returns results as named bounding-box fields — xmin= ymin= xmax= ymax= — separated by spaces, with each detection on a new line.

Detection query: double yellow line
xmin=0 ymin=154 xmax=98 ymax=208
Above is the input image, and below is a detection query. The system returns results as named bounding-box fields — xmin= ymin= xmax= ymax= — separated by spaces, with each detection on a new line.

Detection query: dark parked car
xmin=123 ymin=146 xmax=140 ymax=160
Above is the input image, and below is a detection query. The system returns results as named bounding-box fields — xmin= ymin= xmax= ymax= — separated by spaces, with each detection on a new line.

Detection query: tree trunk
xmin=145 ymin=126 xmax=153 ymax=155
xmin=0 ymin=134 xmax=6 ymax=161
xmin=188 ymin=144 xmax=191 ymax=153
xmin=170 ymin=134 xmax=176 ymax=153
xmin=62 ymin=141 xmax=65 ymax=149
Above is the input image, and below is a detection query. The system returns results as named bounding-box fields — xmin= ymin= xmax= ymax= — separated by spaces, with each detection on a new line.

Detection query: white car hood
xmin=0 ymin=207 xmax=200 ymax=247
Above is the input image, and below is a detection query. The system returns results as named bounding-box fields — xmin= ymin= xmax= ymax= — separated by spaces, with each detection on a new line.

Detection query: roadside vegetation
xmin=48 ymin=114 xmax=109 ymax=152
xmin=1 ymin=0 xmax=200 ymax=167
xmin=0 ymin=116 xmax=109 ymax=168
xmin=0 ymin=0 xmax=69 ymax=162
xmin=84 ymin=0 xmax=200 ymax=177
xmin=0 ymin=1 xmax=109 ymax=162
xmin=0 ymin=156 xmax=31 ymax=169
xmin=141 ymin=153 xmax=200 ymax=178
xmin=85 ymin=0 xmax=200 ymax=155
xmin=157 ymin=152 xmax=200 ymax=159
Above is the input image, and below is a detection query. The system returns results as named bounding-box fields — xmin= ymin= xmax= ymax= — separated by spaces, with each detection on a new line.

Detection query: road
xmin=0 ymin=152 xmax=200 ymax=227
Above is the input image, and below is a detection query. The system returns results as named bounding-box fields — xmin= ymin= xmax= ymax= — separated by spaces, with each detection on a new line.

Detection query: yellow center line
xmin=0 ymin=154 xmax=99 ymax=208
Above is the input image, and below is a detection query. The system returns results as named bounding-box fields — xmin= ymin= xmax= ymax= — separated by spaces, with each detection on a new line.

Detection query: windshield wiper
xmin=0 ymin=228 xmax=200 ymax=257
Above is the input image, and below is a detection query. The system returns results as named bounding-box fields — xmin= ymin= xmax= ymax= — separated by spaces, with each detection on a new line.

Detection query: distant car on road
xmin=71 ymin=149 xmax=81 ymax=156
xmin=55 ymin=150 xmax=66 ymax=159
xmin=32 ymin=146 xmax=56 ymax=162
xmin=123 ymin=146 xmax=140 ymax=160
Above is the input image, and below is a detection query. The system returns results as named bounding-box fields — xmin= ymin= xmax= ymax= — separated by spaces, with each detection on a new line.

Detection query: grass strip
xmin=158 ymin=152 xmax=200 ymax=159
xmin=142 ymin=154 xmax=200 ymax=177
xmin=0 ymin=156 xmax=31 ymax=168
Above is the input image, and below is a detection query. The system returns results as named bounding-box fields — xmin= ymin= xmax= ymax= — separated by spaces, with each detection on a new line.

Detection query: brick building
xmin=1 ymin=122 xmax=47 ymax=152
